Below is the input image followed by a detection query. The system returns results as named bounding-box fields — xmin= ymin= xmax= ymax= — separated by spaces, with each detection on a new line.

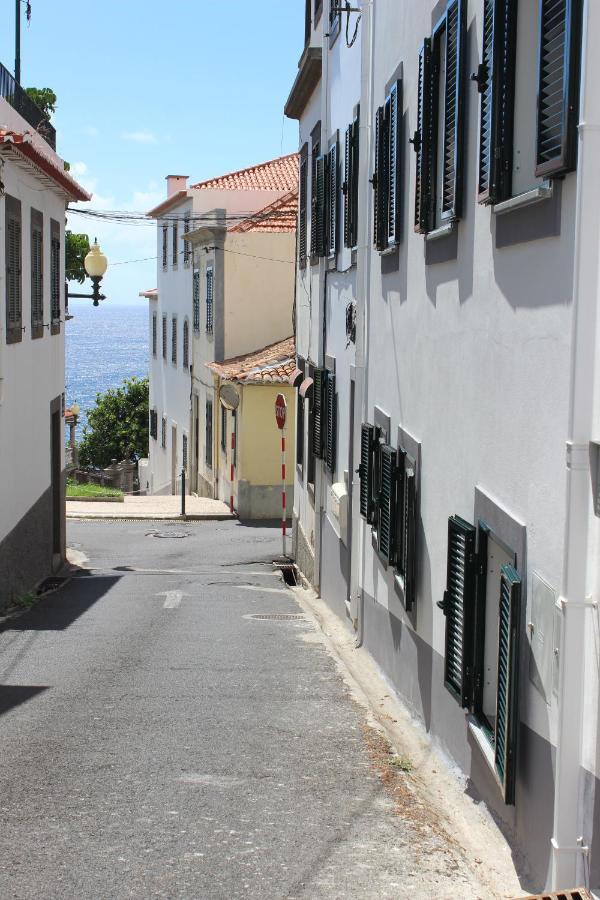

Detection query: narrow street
xmin=0 ymin=520 xmax=492 ymax=899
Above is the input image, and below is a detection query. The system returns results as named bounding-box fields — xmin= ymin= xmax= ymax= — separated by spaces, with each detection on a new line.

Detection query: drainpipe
xmin=551 ymin=0 xmax=600 ymax=889
xmin=351 ymin=0 xmax=374 ymax=646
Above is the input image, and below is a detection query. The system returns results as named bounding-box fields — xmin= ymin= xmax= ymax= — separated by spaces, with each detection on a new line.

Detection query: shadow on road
xmin=0 ymin=684 xmax=48 ymax=716
xmin=3 ymin=575 xmax=120 ymax=632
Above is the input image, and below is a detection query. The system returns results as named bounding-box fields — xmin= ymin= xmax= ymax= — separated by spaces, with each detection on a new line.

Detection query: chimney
xmin=166 ymin=175 xmax=188 ymax=197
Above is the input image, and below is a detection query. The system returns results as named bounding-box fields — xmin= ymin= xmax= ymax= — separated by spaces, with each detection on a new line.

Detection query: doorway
xmin=50 ymin=405 xmax=62 ymax=565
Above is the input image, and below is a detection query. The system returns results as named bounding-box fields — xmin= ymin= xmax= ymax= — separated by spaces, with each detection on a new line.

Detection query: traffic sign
xmin=275 ymin=393 xmax=287 ymax=430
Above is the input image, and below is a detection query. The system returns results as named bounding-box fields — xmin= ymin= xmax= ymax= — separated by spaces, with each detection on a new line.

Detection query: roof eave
xmin=284 ymin=47 xmax=322 ymax=120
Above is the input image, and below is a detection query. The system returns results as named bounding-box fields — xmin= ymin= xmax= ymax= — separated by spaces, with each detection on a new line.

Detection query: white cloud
xmin=121 ymin=130 xmax=158 ymax=145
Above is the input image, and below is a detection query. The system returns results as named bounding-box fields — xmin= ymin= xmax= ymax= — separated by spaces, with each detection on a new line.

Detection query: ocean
xmin=65 ymin=303 xmax=149 ymax=440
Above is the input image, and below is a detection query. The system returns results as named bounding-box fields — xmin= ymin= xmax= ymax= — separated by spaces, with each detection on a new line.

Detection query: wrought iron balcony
xmin=0 ymin=61 xmax=56 ymax=150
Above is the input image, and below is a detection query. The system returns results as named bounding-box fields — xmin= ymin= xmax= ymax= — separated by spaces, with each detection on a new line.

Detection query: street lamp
xmin=66 ymin=238 xmax=109 ymax=308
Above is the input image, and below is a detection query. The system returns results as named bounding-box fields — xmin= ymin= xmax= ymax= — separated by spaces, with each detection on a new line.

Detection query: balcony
xmin=0 ymin=61 xmax=56 ymax=150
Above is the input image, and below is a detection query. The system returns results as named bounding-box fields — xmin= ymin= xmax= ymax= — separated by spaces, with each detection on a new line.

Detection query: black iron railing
xmin=0 ymin=61 xmax=56 ymax=150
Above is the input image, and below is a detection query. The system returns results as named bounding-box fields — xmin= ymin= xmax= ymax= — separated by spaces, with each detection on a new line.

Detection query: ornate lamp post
xmin=66 ymin=239 xmax=109 ymax=308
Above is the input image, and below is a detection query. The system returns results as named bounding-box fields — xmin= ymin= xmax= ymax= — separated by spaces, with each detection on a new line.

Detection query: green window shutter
xmin=299 ymin=146 xmax=308 ymax=261
xmin=50 ymin=219 xmax=61 ymax=323
xmin=351 ymin=111 xmax=360 ymax=248
xmin=206 ymin=266 xmax=214 ymax=334
xmin=193 ymin=271 xmax=200 ymax=332
xmin=402 ymin=461 xmax=417 ymax=611
xmin=327 ymin=141 xmax=338 ymax=257
xmin=377 ymin=444 xmax=398 ymax=564
xmin=441 ymin=0 xmax=466 ymax=221
xmin=312 ymin=368 xmax=325 ymax=458
xmin=5 ymin=195 xmax=22 ymax=344
xmin=495 ymin=564 xmax=521 ymax=805
xmin=359 ymin=424 xmax=375 ymax=522
xmin=162 ymin=225 xmax=168 ymax=269
xmin=475 ymin=0 xmax=517 ymax=204
xmin=535 ymin=0 xmax=583 ymax=179
xmin=30 ymin=209 xmax=44 ymax=338
xmin=373 ymin=106 xmax=387 ymax=251
xmin=386 ymin=80 xmax=402 ymax=245
xmin=325 ymin=373 xmax=336 ymax=472
xmin=441 ymin=515 xmax=477 ymax=707
xmin=412 ymin=39 xmax=433 ymax=234
xmin=315 ymin=155 xmax=326 ymax=257
xmin=343 ymin=124 xmax=352 ymax=248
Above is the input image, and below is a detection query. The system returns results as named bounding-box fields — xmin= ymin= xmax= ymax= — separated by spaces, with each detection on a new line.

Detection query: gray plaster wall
xmin=319 ymin=514 xmax=352 ymax=625
xmin=0 ymin=483 xmax=59 ymax=608
xmin=237 ymin=482 xmax=294 ymax=521
xmin=293 ymin=515 xmax=315 ymax=586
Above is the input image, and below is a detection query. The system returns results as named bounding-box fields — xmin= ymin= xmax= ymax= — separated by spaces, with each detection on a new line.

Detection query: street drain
xmin=146 ymin=530 xmax=191 ymax=539
xmin=273 ymin=563 xmax=298 ymax=586
xmin=36 ymin=576 xmax=69 ymax=595
xmin=249 ymin=613 xmax=306 ymax=621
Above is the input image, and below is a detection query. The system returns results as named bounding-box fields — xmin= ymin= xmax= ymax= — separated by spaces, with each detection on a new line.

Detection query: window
xmin=299 ymin=144 xmax=308 ymax=266
xmin=205 ymin=399 xmax=213 ymax=468
xmin=161 ymin=416 xmax=167 ymax=449
xmin=30 ymin=209 xmax=44 ymax=339
xmin=152 ymin=313 xmax=157 ymax=356
xmin=150 ymin=409 xmax=158 ymax=440
xmin=5 ymin=195 xmax=22 ymax=344
xmin=162 ymin=225 xmax=168 ymax=270
xmin=374 ymin=81 xmax=402 ymax=250
xmin=183 ymin=319 xmax=189 ymax=369
xmin=325 ymin=372 xmax=336 ymax=473
xmin=171 ymin=315 xmax=177 ymax=365
xmin=313 ymin=140 xmax=338 ymax=260
xmin=172 ymin=222 xmax=178 ymax=267
xmin=311 ymin=368 xmax=326 ymax=459
xmin=162 ymin=315 xmax=167 ymax=359
xmin=296 ymin=359 xmax=306 ymax=469
xmin=413 ymin=0 xmax=466 ymax=234
xmin=193 ymin=270 xmax=200 ymax=333
xmin=232 ymin=410 xmax=237 ymax=468
xmin=50 ymin=219 xmax=61 ymax=331
xmin=183 ymin=215 xmax=191 ymax=266
xmin=329 ymin=0 xmax=341 ymax=45
xmin=440 ymin=516 xmax=522 ymax=804
xmin=344 ymin=109 xmax=360 ymax=250
xmin=310 ymin=124 xmax=321 ymax=258
xmin=182 ymin=433 xmax=188 ymax=470
xmin=327 ymin=139 xmax=338 ymax=258
xmin=221 ymin=404 xmax=227 ymax=453
xmin=474 ymin=0 xmax=582 ymax=205
xmin=206 ymin=266 xmax=214 ymax=334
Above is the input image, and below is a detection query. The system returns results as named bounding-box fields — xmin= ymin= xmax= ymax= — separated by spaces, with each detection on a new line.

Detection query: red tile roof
xmin=207 ymin=337 xmax=295 ymax=384
xmin=228 ymin=191 xmax=298 ymax=234
xmin=191 ymin=153 xmax=298 ymax=192
xmin=0 ymin=130 xmax=91 ymax=201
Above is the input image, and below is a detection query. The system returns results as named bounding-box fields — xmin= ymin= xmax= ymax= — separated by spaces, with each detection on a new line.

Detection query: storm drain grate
xmin=273 ymin=562 xmax=298 ymax=586
xmin=146 ymin=530 xmax=191 ymax=540
xmin=249 ymin=613 xmax=306 ymax=621
xmin=36 ymin=576 xmax=69 ymax=595
xmin=512 ymin=889 xmax=591 ymax=900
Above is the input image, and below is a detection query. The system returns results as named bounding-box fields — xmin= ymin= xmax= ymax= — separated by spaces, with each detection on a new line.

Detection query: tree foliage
xmin=24 ymin=87 xmax=57 ymax=119
xmin=79 ymin=377 xmax=149 ymax=469
xmin=65 ymin=231 xmax=90 ymax=284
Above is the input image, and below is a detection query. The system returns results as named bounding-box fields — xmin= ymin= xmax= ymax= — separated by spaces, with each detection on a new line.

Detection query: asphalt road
xmin=0 ymin=520 xmax=474 ymax=899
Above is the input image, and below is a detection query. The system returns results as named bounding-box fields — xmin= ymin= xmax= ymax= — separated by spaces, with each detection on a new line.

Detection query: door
xmin=171 ymin=425 xmax=177 ymax=494
xmin=50 ymin=408 xmax=62 ymax=561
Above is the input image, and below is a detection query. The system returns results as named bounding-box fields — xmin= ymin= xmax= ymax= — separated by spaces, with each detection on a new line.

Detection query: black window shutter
xmin=193 ymin=271 xmax=200 ymax=332
xmin=413 ymin=39 xmax=433 ymax=234
xmin=387 ymin=80 xmax=402 ymax=245
xmin=373 ymin=106 xmax=387 ymax=250
xmin=535 ymin=0 xmax=582 ymax=179
xmin=402 ymin=462 xmax=417 ymax=611
xmin=359 ymin=424 xmax=375 ymax=522
xmin=312 ymin=368 xmax=325 ymax=458
xmin=325 ymin=373 xmax=336 ymax=472
xmin=30 ymin=209 xmax=44 ymax=338
xmin=327 ymin=142 xmax=338 ymax=257
xmin=299 ymin=147 xmax=308 ymax=261
xmin=315 ymin=155 xmax=326 ymax=257
xmin=344 ymin=124 xmax=352 ymax=248
xmin=5 ymin=196 xmax=22 ymax=344
xmin=377 ymin=445 xmax=398 ymax=564
xmin=494 ymin=564 xmax=521 ymax=805
xmin=441 ymin=515 xmax=477 ymax=708
xmin=351 ymin=111 xmax=360 ymax=248
xmin=441 ymin=0 xmax=466 ymax=221
xmin=50 ymin=219 xmax=61 ymax=324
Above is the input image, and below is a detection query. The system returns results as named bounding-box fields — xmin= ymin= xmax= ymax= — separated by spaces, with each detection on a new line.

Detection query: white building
xmin=144 ymin=156 xmax=297 ymax=495
xmin=287 ymin=0 xmax=600 ymax=893
xmin=0 ymin=80 xmax=89 ymax=606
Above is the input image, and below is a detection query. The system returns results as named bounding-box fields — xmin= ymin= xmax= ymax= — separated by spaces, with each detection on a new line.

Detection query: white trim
xmin=492 ymin=181 xmax=553 ymax=215
xmin=425 ymin=221 xmax=456 ymax=242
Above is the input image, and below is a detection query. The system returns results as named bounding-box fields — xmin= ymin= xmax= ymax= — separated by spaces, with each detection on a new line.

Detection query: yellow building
xmin=207 ymin=337 xmax=296 ymax=520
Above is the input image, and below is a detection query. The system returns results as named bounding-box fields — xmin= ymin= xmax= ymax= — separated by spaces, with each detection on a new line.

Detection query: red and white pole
xmin=281 ymin=427 xmax=286 ymax=557
xmin=230 ymin=429 xmax=235 ymax=515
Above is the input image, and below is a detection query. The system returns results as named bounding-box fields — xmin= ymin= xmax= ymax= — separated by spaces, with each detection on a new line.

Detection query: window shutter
xmin=162 ymin=225 xmax=168 ymax=270
xmin=152 ymin=313 xmax=157 ymax=356
xmin=172 ymin=222 xmax=178 ymax=266
xmin=402 ymin=461 xmax=417 ymax=611
xmin=5 ymin=196 xmax=22 ymax=343
xmin=312 ymin=368 xmax=325 ymax=458
xmin=325 ymin=373 xmax=336 ymax=472
xmin=359 ymin=424 xmax=375 ymax=523
xmin=299 ymin=147 xmax=308 ymax=261
xmin=351 ymin=112 xmax=360 ymax=248
xmin=193 ymin=271 xmax=200 ymax=332
xmin=183 ymin=320 xmax=189 ymax=369
xmin=344 ymin=124 xmax=352 ymax=248
xmin=387 ymin=80 xmax=402 ymax=245
xmin=183 ymin=216 xmax=191 ymax=265
xmin=441 ymin=0 xmax=466 ymax=221
xmin=162 ymin=315 xmax=167 ymax=359
xmin=172 ymin=316 xmax=177 ymax=364
xmin=206 ymin=267 xmax=214 ymax=333
xmin=315 ymin=155 xmax=326 ymax=257
xmin=494 ymin=564 xmax=521 ymax=804
xmin=413 ymin=39 xmax=433 ymax=234
xmin=441 ymin=515 xmax=476 ymax=707
xmin=327 ymin=142 xmax=338 ymax=257
xmin=50 ymin=220 xmax=61 ymax=324
xmin=30 ymin=210 xmax=44 ymax=338
xmin=475 ymin=0 xmax=517 ymax=204
xmin=373 ymin=106 xmax=387 ymax=250
xmin=377 ymin=445 xmax=398 ymax=564
xmin=535 ymin=0 xmax=582 ymax=179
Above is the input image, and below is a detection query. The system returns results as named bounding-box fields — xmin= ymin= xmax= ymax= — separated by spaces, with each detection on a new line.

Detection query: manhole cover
xmin=146 ymin=530 xmax=191 ymax=540
xmin=249 ymin=614 xmax=306 ymax=621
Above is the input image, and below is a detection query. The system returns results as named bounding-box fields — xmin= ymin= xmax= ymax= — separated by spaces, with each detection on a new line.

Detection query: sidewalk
xmin=66 ymin=494 xmax=234 ymax=521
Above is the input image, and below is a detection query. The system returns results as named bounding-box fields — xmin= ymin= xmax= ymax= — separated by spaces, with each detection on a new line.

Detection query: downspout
xmin=551 ymin=0 xmax=600 ymax=889
xmin=353 ymin=0 xmax=374 ymax=647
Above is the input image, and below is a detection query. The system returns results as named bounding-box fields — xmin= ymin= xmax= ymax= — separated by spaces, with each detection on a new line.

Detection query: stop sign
xmin=275 ymin=393 xmax=287 ymax=430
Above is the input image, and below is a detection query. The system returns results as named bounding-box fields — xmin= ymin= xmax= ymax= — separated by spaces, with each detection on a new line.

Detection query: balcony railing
xmin=0 ymin=61 xmax=56 ymax=150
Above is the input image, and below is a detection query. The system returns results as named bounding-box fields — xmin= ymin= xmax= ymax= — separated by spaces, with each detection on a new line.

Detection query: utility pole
xmin=15 ymin=0 xmax=21 ymax=83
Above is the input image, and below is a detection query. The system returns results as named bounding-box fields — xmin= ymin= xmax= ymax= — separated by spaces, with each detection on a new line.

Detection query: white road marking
xmin=159 ymin=590 xmax=185 ymax=609
xmin=236 ymin=586 xmax=291 ymax=595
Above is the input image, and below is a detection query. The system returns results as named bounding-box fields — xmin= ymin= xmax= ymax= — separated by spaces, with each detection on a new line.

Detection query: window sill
xmin=492 ymin=182 xmax=552 ymax=215
xmin=467 ymin=716 xmax=500 ymax=784
xmin=425 ymin=222 xmax=456 ymax=242
xmin=379 ymin=242 xmax=399 ymax=257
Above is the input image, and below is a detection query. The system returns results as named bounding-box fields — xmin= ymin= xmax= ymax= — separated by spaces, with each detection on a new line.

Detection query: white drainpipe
xmin=551 ymin=0 xmax=600 ymax=888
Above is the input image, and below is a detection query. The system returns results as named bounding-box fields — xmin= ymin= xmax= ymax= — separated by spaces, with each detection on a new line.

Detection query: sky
xmin=0 ymin=0 xmax=304 ymax=305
